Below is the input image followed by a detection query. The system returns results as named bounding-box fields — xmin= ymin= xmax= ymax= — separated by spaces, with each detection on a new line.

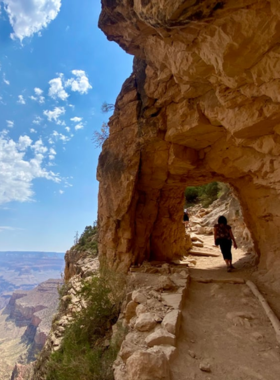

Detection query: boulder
xmin=145 ymin=328 xmax=176 ymax=347
xmin=135 ymin=313 xmax=156 ymax=332
xmin=155 ymin=276 xmax=175 ymax=291
xmin=148 ymin=345 xmax=176 ymax=361
xmin=161 ymin=293 xmax=183 ymax=309
xmin=162 ymin=310 xmax=181 ymax=335
xmin=126 ymin=350 xmax=170 ymax=380
xmin=132 ymin=291 xmax=147 ymax=304
xmin=125 ymin=301 xmax=138 ymax=322
xmin=136 ymin=304 xmax=147 ymax=316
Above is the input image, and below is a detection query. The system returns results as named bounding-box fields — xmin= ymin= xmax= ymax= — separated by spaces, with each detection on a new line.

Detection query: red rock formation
xmin=11 ymin=363 xmax=33 ymax=380
xmin=97 ymin=0 xmax=280 ymax=291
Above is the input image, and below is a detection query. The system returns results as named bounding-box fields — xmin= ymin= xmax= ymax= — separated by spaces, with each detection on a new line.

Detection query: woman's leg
xmin=220 ymin=240 xmax=232 ymax=271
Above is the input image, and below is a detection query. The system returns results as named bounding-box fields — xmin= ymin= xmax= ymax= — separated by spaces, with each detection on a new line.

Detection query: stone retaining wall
xmin=113 ymin=261 xmax=190 ymax=380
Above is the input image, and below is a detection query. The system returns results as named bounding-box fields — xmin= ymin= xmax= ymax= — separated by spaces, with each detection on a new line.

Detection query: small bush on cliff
xmin=45 ymin=264 xmax=126 ymax=380
xmin=72 ymin=223 xmax=98 ymax=256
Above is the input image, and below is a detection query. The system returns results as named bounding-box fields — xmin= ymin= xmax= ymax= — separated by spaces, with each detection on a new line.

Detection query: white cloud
xmin=49 ymin=147 xmax=56 ymax=160
xmin=0 ymin=134 xmax=60 ymax=204
xmin=44 ymin=106 xmax=65 ymax=122
xmin=3 ymin=0 xmax=62 ymax=41
xmin=6 ymin=120 xmax=14 ymax=128
xmin=3 ymin=73 xmax=10 ymax=85
xmin=65 ymin=126 xmax=70 ymax=132
xmin=30 ymin=88 xmax=45 ymax=103
xmin=34 ymin=87 xmax=43 ymax=96
xmin=74 ymin=123 xmax=84 ymax=130
xmin=17 ymin=95 xmax=25 ymax=104
xmin=59 ymin=189 xmax=64 ymax=194
xmin=65 ymin=70 xmax=92 ymax=94
xmin=32 ymin=138 xmax=48 ymax=154
xmin=0 ymin=129 xmax=9 ymax=137
xmin=48 ymin=76 xmax=68 ymax=100
xmin=70 ymin=116 xmax=82 ymax=123
xmin=18 ymin=135 xmax=32 ymax=151
xmin=52 ymin=130 xmax=71 ymax=142
xmin=56 ymin=119 xmax=66 ymax=126
xmin=32 ymin=116 xmax=42 ymax=125
xmin=30 ymin=128 xmax=37 ymax=133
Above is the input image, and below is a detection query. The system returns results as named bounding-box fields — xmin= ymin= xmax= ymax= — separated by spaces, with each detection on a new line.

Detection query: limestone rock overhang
xmin=97 ymin=0 xmax=280 ymax=292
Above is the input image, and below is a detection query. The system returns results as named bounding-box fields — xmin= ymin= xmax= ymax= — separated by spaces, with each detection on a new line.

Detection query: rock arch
xmin=97 ymin=0 xmax=280 ymax=291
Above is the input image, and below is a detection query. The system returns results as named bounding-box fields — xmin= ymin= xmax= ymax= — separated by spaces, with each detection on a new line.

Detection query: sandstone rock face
xmin=98 ymin=0 xmax=280 ymax=291
xmin=98 ymin=0 xmax=280 ymax=288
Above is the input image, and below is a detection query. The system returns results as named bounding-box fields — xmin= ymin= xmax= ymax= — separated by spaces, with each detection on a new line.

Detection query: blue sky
xmin=0 ymin=0 xmax=133 ymax=251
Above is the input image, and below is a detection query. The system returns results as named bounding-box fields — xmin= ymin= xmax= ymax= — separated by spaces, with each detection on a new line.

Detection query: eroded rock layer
xmin=97 ymin=0 xmax=280 ymax=291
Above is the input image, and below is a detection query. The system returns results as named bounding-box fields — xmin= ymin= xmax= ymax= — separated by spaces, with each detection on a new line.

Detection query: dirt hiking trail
xmin=170 ymin=233 xmax=280 ymax=380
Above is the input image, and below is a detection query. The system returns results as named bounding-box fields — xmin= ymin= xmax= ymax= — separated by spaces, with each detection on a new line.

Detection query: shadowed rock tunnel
xmin=97 ymin=0 xmax=280 ymax=292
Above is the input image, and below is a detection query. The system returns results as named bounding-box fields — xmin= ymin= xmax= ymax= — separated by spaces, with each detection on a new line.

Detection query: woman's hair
xmin=218 ymin=215 xmax=227 ymax=225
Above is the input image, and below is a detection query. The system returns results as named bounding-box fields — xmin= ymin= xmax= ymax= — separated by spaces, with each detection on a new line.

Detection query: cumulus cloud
xmin=32 ymin=138 xmax=48 ymax=154
xmin=17 ymin=95 xmax=25 ymax=104
xmin=59 ymin=189 xmax=64 ymax=194
xmin=35 ymin=88 xmax=43 ymax=96
xmin=65 ymin=126 xmax=70 ymax=132
xmin=49 ymin=147 xmax=56 ymax=160
xmin=65 ymin=70 xmax=92 ymax=94
xmin=52 ymin=130 xmax=71 ymax=143
xmin=74 ymin=123 xmax=84 ymax=130
xmin=70 ymin=116 xmax=82 ymax=123
xmin=48 ymin=76 xmax=69 ymax=100
xmin=43 ymin=106 xmax=65 ymax=122
xmin=0 ymin=134 xmax=60 ymax=204
xmin=30 ymin=87 xmax=45 ymax=103
xmin=17 ymin=135 xmax=32 ymax=151
xmin=56 ymin=119 xmax=66 ymax=126
xmin=32 ymin=116 xmax=43 ymax=125
xmin=30 ymin=128 xmax=37 ymax=133
xmin=6 ymin=120 xmax=14 ymax=128
xmin=3 ymin=0 xmax=62 ymax=41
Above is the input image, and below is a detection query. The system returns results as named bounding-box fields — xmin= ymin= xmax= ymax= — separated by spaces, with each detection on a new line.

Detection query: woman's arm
xmin=229 ymin=229 xmax=237 ymax=249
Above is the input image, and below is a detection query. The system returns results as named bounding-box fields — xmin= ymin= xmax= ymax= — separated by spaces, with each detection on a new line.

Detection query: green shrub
xmin=72 ymin=224 xmax=98 ymax=256
xmin=45 ymin=266 xmax=126 ymax=380
xmin=185 ymin=182 xmax=221 ymax=208
xmin=185 ymin=186 xmax=200 ymax=204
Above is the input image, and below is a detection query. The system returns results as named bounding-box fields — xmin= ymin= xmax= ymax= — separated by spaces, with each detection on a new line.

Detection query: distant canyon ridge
xmin=0 ymin=251 xmax=64 ymax=308
xmin=0 ymin=252 xmax=64 ymax=380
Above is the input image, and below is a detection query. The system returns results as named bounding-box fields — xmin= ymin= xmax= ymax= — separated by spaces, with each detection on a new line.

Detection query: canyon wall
xmin=0 ymin=280 xmax=61 ymax=380
xmin=97 ymin=0 xmax=280 ymax=292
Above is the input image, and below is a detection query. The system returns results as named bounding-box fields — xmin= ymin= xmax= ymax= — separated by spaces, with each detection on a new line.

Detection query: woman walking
xmin=182 ymin=209 xmax=191 ymax=230
xmin=214 ymin=216 xmax=237 ymax=272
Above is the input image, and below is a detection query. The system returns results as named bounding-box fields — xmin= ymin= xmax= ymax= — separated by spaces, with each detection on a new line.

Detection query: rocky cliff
xmin=97 ymin=0 xmax=280 ymax=292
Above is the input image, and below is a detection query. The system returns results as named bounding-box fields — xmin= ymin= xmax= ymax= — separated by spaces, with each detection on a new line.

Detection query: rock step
xmin=188 ymin=250 xmax=220 ymax=257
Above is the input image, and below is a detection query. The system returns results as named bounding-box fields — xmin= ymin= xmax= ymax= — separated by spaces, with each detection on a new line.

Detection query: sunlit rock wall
xmin=97 ymin=0 xmax=280 ymax=291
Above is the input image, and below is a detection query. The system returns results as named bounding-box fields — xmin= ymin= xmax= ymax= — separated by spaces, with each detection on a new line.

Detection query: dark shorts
xmin=183 ymin=214 xmax=189 ymax=222
xmin=219 ymin=239 xmax=232 ymax=261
